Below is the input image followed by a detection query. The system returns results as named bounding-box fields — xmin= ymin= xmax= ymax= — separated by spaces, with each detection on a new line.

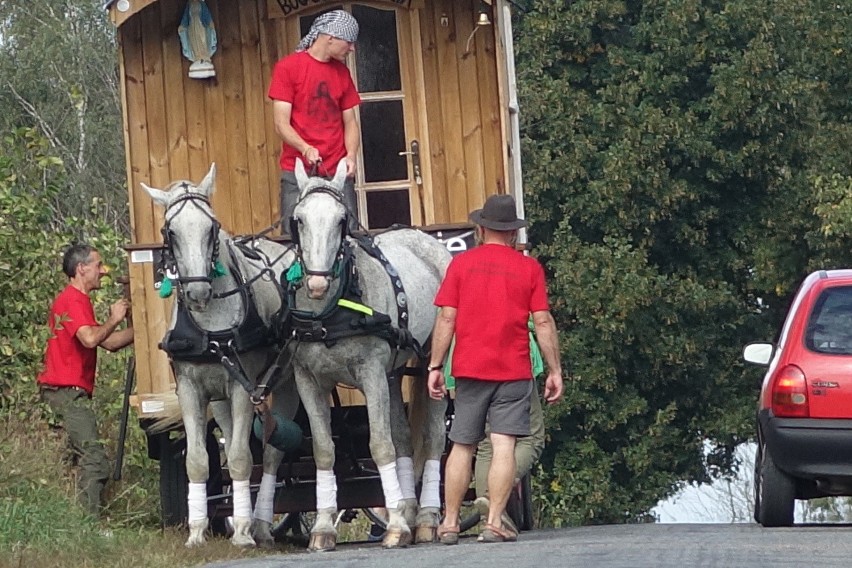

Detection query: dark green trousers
xmin=41 ymin=387 xmax=111 ymax=516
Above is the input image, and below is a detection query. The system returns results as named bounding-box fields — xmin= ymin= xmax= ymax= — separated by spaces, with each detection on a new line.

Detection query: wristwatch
xmin=427 ymin=364 xmax=443 ymax=372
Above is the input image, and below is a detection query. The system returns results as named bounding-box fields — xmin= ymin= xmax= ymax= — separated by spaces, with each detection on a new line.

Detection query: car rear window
xmin=806 ymin=285 xmax=852 ymax=354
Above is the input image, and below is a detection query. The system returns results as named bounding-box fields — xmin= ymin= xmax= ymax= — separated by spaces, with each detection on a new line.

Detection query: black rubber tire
xmin=459 ymin=508 xmax=481 ymax=532
xmin=362 ymin=507 xmax=388 ymax=529
xmin=365 ymin=505 xmax=480 ymax=533
xmin=159 ymin=433 xmax=189 ymax=527
xmin=757 ymin=444 xmax=796 ymax=527
xmin=272 ymin=511 xmax=311 ymax=546
xmin=519 ymin=472 xmax=534 ymax=531
xmin=753 ymin=442 xmax=763 ymax=524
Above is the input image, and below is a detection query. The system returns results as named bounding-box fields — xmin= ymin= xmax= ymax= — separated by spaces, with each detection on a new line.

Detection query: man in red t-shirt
xmin=427 ymin=194 xmax=563 ymax=544
xmin=38 ymin=243 xmax=134 ymax=516
xmin=268 ymin=10 xmax=361 ymax=236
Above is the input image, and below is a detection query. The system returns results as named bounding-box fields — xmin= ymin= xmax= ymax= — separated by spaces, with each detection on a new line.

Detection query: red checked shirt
xmin=38 ymin=285 xmax=99 ymax=395
xmin=434 ymin=244 xmax=550 ymax=381
xmin=268 ymin=51 xmax=361 ymax=172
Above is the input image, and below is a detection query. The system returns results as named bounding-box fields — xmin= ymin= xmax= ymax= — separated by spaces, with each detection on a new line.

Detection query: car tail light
xmin=771 ymin=364 xmax=809 ymax=418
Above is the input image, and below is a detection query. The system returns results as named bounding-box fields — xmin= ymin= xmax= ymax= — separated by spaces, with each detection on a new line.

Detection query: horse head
xmin=292 ymin=159 xmax=349 ymax=299
xmin=142 ymin=163 xmax=222 ymax=310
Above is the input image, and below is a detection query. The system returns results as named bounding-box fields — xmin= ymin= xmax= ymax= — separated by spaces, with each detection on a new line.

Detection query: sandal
xmin=437 ymin=524 xmax=460 ymax=545
xmin=477 ymin=522 xmax=518 ymax=543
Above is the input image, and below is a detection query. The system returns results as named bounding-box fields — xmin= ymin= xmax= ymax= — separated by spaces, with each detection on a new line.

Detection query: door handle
xmin=399 ymin=140 xmax=422 ymax=186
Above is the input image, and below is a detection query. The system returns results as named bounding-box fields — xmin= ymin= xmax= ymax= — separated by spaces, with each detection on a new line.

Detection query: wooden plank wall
xmin=120 ymin=0 xmax=506 ymax=398
xmin=417 ymin=0 xmax=505 ymax=224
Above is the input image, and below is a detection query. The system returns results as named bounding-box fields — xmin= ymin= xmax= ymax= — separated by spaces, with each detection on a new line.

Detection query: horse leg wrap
xmin=253 ymin=472 xmax=276 ymax=523
xmin=233 ymin=479 xmax=252 ymax=519
xmin=379 ymin=462 xmax=404 ymax=510
xmin=420 ymin=459 xmax=442 ymax=509
xmin=316 ymin=469 xmax=338 ymax=510
xmin=396 ymin=456 xmax=416 ymax=500
xmin=188 ymin=482 xmax=208 ymax=523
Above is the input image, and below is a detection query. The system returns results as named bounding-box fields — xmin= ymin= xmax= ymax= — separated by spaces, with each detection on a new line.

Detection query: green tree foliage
xmin=0 ymin=128 xmax=70 ymax=410
xmin=0 ymin=128 xmax=159 ymax=527
xmin=0 ymin=0 xmax=127 ymax=228
xmin=515 ymin=0 xmax=851 ymax=525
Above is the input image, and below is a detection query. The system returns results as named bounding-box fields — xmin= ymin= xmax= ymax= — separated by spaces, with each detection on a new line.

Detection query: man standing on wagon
xmin=427 ymin=195 xmax=564 ymax=544
xmin=268 ymin=9 xmax=361 ymax=236
xmin=37 ymin=244 xmax=134 ymax=517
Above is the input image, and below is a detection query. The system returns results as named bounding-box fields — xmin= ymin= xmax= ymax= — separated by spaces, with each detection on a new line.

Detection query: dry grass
xmin=0 ymin=412 xmax=299 ymax=568
xmin=0 ymin=408 xmax=479 ymax=567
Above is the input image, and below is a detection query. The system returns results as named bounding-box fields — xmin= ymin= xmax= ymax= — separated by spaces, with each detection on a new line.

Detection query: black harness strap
xmin=287 ymin=232 xmax=422 ymax=358
xmin=160 ymin=258 xmax=275 ymax=362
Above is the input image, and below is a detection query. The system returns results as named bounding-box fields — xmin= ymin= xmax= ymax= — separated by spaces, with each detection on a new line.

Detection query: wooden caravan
xmin=107 ymin=0 xmax=524 ymax=424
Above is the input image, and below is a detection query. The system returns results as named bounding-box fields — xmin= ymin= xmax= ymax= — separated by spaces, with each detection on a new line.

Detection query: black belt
xmin=39 ymin=384 xmax=90 ymax=397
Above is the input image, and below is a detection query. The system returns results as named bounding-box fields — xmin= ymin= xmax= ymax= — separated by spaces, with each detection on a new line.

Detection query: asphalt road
xmin=203 ymin=523 xmax=852 ymax=568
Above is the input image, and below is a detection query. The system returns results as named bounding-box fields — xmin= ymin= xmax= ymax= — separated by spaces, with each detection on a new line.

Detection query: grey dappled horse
xmin=143 ymin=165 xmax=298 ymax=548
xmin=287 ymin=159 xmax=451 ymax=551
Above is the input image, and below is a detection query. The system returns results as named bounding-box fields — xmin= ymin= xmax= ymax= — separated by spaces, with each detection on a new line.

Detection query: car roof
xmin=803 ymin=270 xmax=852 ymax=289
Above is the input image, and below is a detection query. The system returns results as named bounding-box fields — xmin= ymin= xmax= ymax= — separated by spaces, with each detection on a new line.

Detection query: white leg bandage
xmin=188 ymin=482 xmax=208 ymax=524
xmin=396 ymin=456 xmax=416 ymax=500
xmin=253 ymin=473 xmax=277 ymax=523
xmin=316 ymin=469 xmax=338 ymax=511
xmin=232 ymin=479 xmax=252 ymax=519
xmin=420 ymin=459 xmax=442 ymax=509
xmin=379 ymin=462 xmax=404 ymax=510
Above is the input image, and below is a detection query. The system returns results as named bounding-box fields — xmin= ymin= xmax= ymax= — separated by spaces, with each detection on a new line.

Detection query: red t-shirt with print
xmin=434 ymin=244 xmax=550 ymax=381
xmin=268 ymin=51 xmax=361 ymax=172
xmin=38 ymin=285 xmax=99 ymax=395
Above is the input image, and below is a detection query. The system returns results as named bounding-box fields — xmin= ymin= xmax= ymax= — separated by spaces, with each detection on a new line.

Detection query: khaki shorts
xmin=449 ymin=378 xmax=533 ymax=445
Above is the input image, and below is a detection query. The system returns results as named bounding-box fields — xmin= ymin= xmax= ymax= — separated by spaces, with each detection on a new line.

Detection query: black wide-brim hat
xmin=469 ymin=194 xmax=528 ymax=231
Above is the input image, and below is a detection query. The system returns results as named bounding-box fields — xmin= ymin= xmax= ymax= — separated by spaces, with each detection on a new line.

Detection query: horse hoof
xmin=185 ymin=519 xmax=208 ymax=548
xmin=382 ymin=527 xmax=412 ymax=549
xmin=230 ymin=534 xmax=256 ymax=548
xmin=414 ymin=525 xmax=437 ymax=544
xmin=308 ymin=532 xmax=337 ymax=552
xmin=184 ymin=535 xmax=206 ymax=548
xmin=255 ymin=536 xmax=275 ymax=549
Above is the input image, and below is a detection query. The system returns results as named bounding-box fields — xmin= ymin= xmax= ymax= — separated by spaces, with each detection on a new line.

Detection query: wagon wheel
xmin=271 ymin=511 xmax=313 ymax=546
xmin=362 ymin=505 xmax=480 ymax=534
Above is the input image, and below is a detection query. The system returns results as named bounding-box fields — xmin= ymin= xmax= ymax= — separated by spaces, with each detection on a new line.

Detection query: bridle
xmin=290 ymin=185 xmax=350 ymax=279
xmin=159 ymin=185 xmax=222 ymax=291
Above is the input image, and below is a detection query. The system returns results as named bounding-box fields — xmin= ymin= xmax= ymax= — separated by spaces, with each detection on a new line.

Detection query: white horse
xmin=286 ymin=159 xmax=451 ymax=551
xmin=142 ymin=164 xmax=299 ymax=548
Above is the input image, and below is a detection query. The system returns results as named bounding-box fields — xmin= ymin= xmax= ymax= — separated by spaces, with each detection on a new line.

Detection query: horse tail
xmin=408 ymin=367 xmax=448 ymax=480
xmin=408 ymin=369 xmax=429 ymax=479
xmin=143 ymin=396 xmax=187 ymax=435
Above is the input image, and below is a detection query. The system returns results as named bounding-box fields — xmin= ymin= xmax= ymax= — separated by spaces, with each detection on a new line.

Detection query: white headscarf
xmin=296 ymin=10 xmax=359 ymax=52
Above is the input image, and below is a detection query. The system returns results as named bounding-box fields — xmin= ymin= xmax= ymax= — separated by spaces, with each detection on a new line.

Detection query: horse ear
xmin=198 ymin=163 xmax=217 ymax=197
xmin=294 ymin=158 xmax=309 ymax=194
xmin=332 ymin=160 xmax=347 ymax=192
xmin=141 ymin=183 xmax=170 ymax=207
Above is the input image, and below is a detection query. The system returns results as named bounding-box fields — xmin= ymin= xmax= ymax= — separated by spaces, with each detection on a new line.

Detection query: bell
xmin=477 ymin=11 xmax=491 ymax=26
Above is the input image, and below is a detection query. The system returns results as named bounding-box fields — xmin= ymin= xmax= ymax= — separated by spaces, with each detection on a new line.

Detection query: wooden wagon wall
xmin=117 ymin=0 xmax=510 ymax=404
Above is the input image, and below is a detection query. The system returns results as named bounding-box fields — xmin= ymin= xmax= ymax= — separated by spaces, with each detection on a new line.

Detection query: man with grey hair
xmin=38 ymin=243 xmax=134 ymax=517
xmin=268 ymin=9 xmax=361 ymax=235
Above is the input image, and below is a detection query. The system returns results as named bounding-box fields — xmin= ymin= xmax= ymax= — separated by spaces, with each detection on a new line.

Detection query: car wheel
xmin=757 ymin=444 xmax=795 ymax=527
xmin=752 ymin=442 xmax=762 ymax=524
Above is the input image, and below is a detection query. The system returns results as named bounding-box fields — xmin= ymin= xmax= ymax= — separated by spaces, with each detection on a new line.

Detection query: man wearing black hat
xmin=428 ymin=194 xmax=563 ymax=544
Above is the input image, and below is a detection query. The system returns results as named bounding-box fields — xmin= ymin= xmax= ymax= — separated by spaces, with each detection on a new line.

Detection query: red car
xmin=744 ymin=269 xmax=852 ymax=527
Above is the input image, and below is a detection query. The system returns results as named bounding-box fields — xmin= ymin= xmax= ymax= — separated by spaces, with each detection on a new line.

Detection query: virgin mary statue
xmin=178 ymin=0 xmax=217 ymax=79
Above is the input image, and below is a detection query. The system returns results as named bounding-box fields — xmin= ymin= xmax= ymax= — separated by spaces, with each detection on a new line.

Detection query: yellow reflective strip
xmin=337 ymin=299 xmax=373 ymax=315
